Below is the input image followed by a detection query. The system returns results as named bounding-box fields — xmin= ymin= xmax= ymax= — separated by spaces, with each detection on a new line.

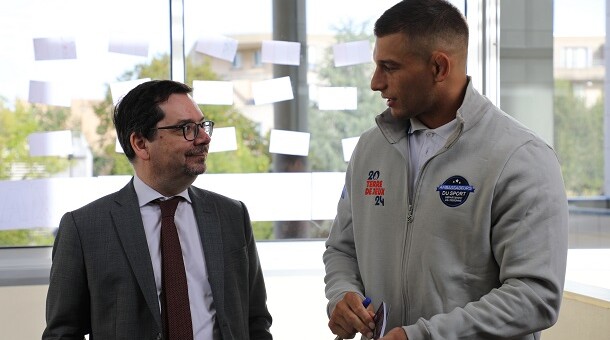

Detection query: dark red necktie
xmin=157 ymin=197 xmax=193 ymax=340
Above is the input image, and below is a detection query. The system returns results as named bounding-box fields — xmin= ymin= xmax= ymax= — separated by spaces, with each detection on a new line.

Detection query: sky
xmin=554 ymin=0 xmax=605 ymax=36
xmin=0 ymin=0 xmax=605 ymax=106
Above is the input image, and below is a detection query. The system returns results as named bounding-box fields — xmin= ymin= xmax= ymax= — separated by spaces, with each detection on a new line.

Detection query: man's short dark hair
xmin=374 ymin=0 xmax=469 ymax=54
xmin=113 ymin=80 xmax=192 ymax=160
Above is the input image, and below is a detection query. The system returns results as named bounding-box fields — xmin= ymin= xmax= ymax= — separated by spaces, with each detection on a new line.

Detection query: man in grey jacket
xmin=323 ymin=1 xmax=568 ymax=339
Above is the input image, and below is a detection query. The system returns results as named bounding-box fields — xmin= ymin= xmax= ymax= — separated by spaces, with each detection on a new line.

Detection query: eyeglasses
xmin=155 ymin=120 xmax=214 ymax=141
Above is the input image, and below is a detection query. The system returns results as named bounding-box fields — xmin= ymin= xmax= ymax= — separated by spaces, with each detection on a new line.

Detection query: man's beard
xmin=184 ymin=146 xmax=208 ymax=176
xmin=184 ymin=162 xmax=206 ymax=176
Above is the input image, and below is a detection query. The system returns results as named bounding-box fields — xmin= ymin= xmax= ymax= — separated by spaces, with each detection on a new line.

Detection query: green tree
xmin=554 ymin=80 xmax=604 ymax=196
xmin=0 ymin=99 xmax=73 ymax=246
xmin=0 ymin=100 xmax=72 ymax=180
xmin=309 ymin=21 xmax=385 ymax=171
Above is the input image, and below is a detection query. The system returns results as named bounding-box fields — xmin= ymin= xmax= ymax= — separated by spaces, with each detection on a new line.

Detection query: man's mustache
xmin=185 ymin=146 xmax=208 ymax=156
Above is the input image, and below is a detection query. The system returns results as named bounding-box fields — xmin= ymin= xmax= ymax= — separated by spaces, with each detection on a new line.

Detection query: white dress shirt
xmin=133 ymin=175 xmax=216 ymax=340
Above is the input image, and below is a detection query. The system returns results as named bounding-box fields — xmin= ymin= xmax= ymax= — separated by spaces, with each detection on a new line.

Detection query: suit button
xmin=155 ymin=333 xmax=162 ymax=340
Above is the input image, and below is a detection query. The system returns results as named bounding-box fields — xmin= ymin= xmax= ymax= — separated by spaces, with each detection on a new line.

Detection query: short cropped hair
xmin=113 ymin=80 xmax=192 ymax=161
xmin=374 ymin=0 xmax=469 ymax=55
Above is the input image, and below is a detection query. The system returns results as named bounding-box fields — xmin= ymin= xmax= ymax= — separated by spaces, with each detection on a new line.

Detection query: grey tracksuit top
xmin=323 ymin=79 xmax=569 ymax=340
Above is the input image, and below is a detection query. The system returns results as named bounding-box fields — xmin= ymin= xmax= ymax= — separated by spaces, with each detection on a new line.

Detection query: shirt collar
xmin=408 ymin=118 xmax=428 ymax=135
xmin=408 ymin=117 xmax=458 ymax=141
xmin=133 ymin=174 xmax=192 ymax=207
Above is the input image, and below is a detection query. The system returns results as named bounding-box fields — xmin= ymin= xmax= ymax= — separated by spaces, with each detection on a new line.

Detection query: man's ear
xmin=431 ymin=51 xmax=451 ymax=82
xmin=131 ymin=132 xmax=150 ymax=161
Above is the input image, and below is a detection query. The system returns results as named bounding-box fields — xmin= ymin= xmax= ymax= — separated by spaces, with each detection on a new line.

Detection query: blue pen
xmin=334 ymin=297 xmax=372 ymax=340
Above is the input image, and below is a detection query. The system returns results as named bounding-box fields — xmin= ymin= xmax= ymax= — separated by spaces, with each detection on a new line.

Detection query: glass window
xmin=553 ymin=0 xmax=605 ymax=200
xmin=253 ymin=50 xmax=262 ymax=67
xmin=232 ymin=52 xmax=243 ymax=69
xmin=0 ymin=0 xmax=472 ymax=247
xmin=563 ymin=47 xmax=589 ymax=68
xmin=0 ymin=0 xmax=169 ymax=247
xmin=182 ymin=0 xmax=402 ymax=239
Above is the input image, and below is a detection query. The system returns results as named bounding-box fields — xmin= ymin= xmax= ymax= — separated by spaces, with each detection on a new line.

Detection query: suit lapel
xmin=111 ymin=181 xmax=162 ymax=329
xmin=189 ymin=187 xmax=226 ymax=318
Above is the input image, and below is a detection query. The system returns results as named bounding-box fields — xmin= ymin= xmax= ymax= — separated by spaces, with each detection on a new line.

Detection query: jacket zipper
xmin=401 ymin=119 xmax=464 ymax=325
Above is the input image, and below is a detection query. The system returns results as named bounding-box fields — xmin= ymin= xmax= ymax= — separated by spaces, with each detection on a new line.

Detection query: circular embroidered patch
xmin=436 ymin=176 xmax=475 ymax=207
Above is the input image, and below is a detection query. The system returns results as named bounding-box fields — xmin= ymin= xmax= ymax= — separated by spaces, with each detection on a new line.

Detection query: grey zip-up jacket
xmin=323 ymin=80 xmax=569 ymax=340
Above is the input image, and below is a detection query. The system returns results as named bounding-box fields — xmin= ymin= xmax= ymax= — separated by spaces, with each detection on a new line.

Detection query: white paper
xmin=252 ymin=76 xmax=294 ymax=105
xmin=193 ymin=80 xmax=234 ymax=105
xmin=33 ymin=37 xmax=77 ymax=60
xmin=115 ymin=137 xmax=124 ymax=154
xmin=310 ymin=172 xmax=346 ymax=220
xmin=261 ymin=40 xmax=301 ymax=66
xmin=333 ymin=40 xmax=372 ymax=67
xmin=0 ymin=173 xmax=349 ymax=230
xmin=318 ymin=86 xmax=358 ymax=110
xmin=108 ymin=36 xmax=149 ymax=57
xmin=269 ymin=129 xmax=310 ymax=156
xmin=28 ymin=80 xmax=72 ymax=107
xmin=208 ymin=127 xmax=238 ymax=153
xmin=341 ymin=136 xmax=360 ymax=162
xmin=27 ymin=130 xmax=73 ymax=157
xmin=110 ymin=78 xmax=151 ymax=105
xmin=195 ymin=35 xmax=238 ymax=62
xmin=193 ymin=173 xmax=313 ymax=221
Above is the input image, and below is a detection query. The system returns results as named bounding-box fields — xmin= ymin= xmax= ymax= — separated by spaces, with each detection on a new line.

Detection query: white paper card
xmin=269 ymin=129 xmax=310 ymax=156
xmin=209 ymin=127 xmax=238 ymax=153
xmin=252 ymin=76 xmax=294 ymax=105
xmin=318 ymin=87 xmax=358 ymax=110
xmin=108 ymin=36 xmax=149 ymax=57
xmin=110 ymin=78 xmax=151 ymax=105
xmin=261 ymin=40 xmax=301 ymax=66
xmin=33 ymin=37 xmax=77 ymax=61
xmin=28 ymin=130 xmax=73 ymax=157
xmin=341 ymin=136 xmax=360 ymax=162
xmin=193 ymin=80 xmax=234 ymax=105
xmin=192 ymin=173 xmax=313 ymax=221
xmin=195 ymin=35 xmax=238 ymax=62
xmin=310 ymin=172 xmax=346 ymax=220
xmin=115 ymin=137 xmax=124 ymax=154
xmin=28 ymin=80 xmax=72 ymax=107
xmin=333 ymin=40 xmax=372 ymax=67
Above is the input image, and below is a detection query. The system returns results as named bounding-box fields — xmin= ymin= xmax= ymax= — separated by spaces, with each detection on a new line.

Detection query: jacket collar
xmin=375 ymin=77 xmax=492 ymax=145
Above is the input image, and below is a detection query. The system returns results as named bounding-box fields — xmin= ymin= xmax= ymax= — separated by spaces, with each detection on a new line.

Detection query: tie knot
xmin=156 ymin=197 xmax=181 ymax=218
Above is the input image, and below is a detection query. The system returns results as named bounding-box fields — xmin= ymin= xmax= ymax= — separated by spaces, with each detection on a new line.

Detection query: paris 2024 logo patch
xmin=436 ymin=175 xmax=475 ymax=207
xmin=365 ymin=170 xmax=385 ymax=206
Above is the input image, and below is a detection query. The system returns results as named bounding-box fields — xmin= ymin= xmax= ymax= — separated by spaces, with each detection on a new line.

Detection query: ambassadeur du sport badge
xmin=436 ymin=175 xmax=474 ymax=207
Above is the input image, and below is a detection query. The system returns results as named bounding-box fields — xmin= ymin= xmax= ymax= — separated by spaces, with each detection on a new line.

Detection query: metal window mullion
xmin=170 ymin=0 xmax=186 ymax=83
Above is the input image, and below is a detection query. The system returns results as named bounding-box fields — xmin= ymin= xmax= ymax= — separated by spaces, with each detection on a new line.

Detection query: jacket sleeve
xmin=405 ymin=140 xmax=569 ymax=339
xmin=323 ymin=167 xmax=366 ymax=317
xmin=242 ymin=203 xmax=273 ymax=340
xmin=42 ymin=212 xmax=91 ymax=340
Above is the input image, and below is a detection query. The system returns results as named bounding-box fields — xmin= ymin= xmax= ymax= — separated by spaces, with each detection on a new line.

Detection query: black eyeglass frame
xmin=154 ymin=120 xmax=214 ymax=141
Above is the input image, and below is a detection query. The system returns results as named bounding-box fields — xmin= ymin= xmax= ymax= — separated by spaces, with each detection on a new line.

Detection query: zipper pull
xmin=407 ymin=204 xmax=414 ymax=223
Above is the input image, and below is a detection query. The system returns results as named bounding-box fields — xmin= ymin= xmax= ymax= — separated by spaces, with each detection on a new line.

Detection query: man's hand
xmin=329 ymin=292 xmax=375 ymax=339
xmin=379 ymin=327 xmax=408 ymax=340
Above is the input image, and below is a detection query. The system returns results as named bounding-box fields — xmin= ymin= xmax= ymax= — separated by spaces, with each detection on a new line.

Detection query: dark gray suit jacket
xmin=43 ymin=180 xmax=272 ymax=340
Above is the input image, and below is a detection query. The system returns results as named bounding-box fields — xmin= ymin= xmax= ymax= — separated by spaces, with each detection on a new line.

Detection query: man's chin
xmin=185 ymin=164 xmax=206 ymax=176
xmin=389 ymin=108 xmax=413 ymax=121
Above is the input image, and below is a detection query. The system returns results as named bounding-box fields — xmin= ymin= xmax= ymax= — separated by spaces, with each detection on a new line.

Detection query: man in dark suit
xmin=42 ymin=80 xmax=273 ymax=340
